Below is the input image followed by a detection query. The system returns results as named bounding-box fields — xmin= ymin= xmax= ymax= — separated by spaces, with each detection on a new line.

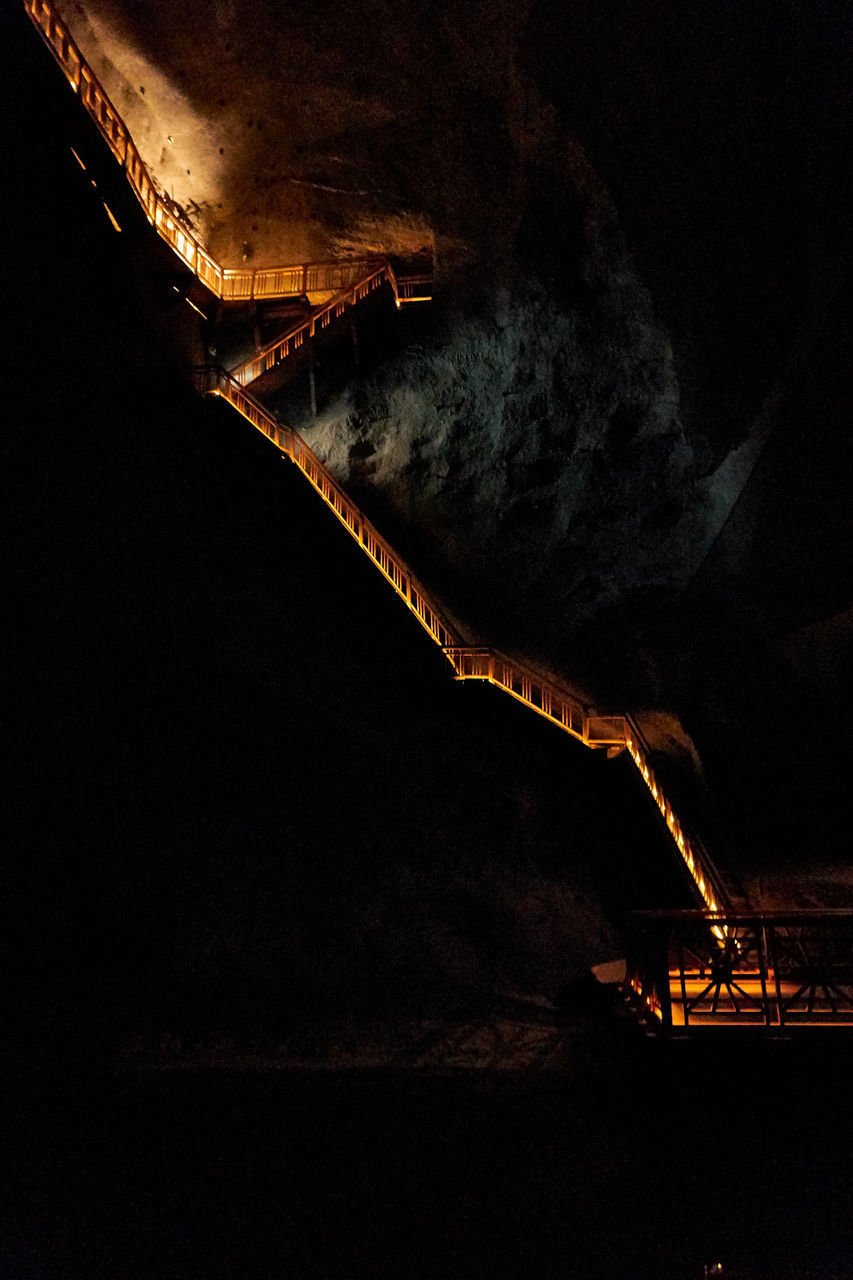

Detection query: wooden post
xmin=308 ymin=340 xmax=317 ymax=417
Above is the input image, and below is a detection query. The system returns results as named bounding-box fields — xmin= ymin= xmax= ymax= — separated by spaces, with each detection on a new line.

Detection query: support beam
xmin=308 ymin=340 xmax=317 ymax=417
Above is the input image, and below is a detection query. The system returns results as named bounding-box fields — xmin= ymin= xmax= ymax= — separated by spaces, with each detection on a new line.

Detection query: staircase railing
xmin=625 ymin=909 xmax=853 ymax=1032
xmin=199 ymin=368 xmax=617 ymax=738
xmin=230 ymin=264 xmax=392 ymax=386
xmin=22 ymin=0 xmax=427 ymax=304
xmin=624 ymin=717 xmax=729 ymax=916
xmin=198 ymin=366 xmax=732 ymax=919
xmin=26 ymin=0 xmax=738 ymax=931
xmin=200 ymin=367 xmax=458 ymax=650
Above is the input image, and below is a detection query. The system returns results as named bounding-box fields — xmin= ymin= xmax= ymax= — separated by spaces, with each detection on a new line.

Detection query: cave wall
xmin=70 ymin=0 xmax=852 ymax=699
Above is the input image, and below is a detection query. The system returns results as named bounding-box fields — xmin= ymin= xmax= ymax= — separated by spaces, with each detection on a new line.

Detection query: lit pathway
xmin=200 ymin=361 xmax=728 ymax=935
xmin=25 ymin=0 xmax=853 ymax=1035
xmin=24 ymin=0 xmax=429 ymax=306
xmin=227 ymin=262 xmax=432 ymax=389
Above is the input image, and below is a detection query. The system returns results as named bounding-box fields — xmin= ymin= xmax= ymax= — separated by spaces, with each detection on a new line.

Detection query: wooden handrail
xmin=204 ymin=368 xmax=458 ymax=650
xmin=205 ymin=367 xmax=729 ymax=911
xmin=23 ymin=0 xmax=426 ymax=304
xmin=26 ymin=0 xmax=732 ymax=920
xmin=624 ymin=717 xmax=728 ymax=916
xmin=231 ymin=264 xmax=392 ymax=386
xmin=204 ymin=369 xmax=602 ymax=733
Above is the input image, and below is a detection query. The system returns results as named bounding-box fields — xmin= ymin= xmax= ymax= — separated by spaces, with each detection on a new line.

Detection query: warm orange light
xmin=102 ymin=201 xmax=121 ymax=231
xmin=30 ymin=0 xmax=423 ymax=307
xmin=626 ymin=731 xmax=724 ymax=917
xmin=30 ymin=0 xmax=734 ymax=939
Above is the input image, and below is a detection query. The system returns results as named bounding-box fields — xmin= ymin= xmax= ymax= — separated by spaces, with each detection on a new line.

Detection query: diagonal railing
xmin=26 ymin=0 xmax=737 ymax=936
xmin=198 ymin=368 xmax=457 ymax=648
xmin=23 ymin=0 xmax=429 ymax=305
xmin=623 ymin=718 xmax=729 ymax=915
xmin=230 ymin=264 xmax=393 ymax=386
xmin=199 ymin=367 xmax=729 ymax=916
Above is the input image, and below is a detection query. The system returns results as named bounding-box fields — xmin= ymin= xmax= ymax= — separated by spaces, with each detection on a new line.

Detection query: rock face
xmin=307 ymin=268 xmax=701 ymax=667
xmin=70 ymin=0 xmax=847 ymax=661
xmin=67 ymin=0 xmax=852 ymax=871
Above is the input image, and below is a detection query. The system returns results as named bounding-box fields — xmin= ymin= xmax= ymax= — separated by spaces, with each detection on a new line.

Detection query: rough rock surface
xmin=69 ymin=0 xmax=849 ymax=643
xmin=307 ymin=270 xmax=703 ymax=663
xmin=64 ymin=0 xmax=853 ymax=893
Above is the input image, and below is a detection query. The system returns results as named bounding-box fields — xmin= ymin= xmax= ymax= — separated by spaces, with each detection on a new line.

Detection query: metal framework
xmin=626 ymin=910 xmax=853 ymax=1032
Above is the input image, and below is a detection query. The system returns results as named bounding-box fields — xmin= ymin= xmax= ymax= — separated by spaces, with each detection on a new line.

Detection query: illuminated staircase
xmin=229 ymin=262 xmax=400 ymax=391
xmin=23 ymin=0 xmax=432 ymax=309
xmin=26 ymin=0 xmax=853 ymax=1035
xmin=198 ymin=364 xmax=729 ymax=929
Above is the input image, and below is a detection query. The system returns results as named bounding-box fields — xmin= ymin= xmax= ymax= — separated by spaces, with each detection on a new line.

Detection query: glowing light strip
xmin=212 ymin=379 xmax=631 ymax=751
xmin=211 ymin=378 xmax=456 ymax=649
xmin=102 ymin=201 xmax=121 ymax=231
xmin=624 ymin=728 xmax=723 ymax=919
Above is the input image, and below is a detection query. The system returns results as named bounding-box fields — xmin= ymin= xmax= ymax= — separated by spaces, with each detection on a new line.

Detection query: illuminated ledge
xmin=23 ymin=0 xmax=431 ymax=307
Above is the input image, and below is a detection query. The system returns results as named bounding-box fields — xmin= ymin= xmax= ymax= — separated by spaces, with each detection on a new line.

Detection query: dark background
xmin=3 ymin=6 xmax=853 ymax=1279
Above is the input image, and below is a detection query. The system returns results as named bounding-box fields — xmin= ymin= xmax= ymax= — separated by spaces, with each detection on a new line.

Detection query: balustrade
xmin=626 ymin=910 xmax=853 ymax=1031
xmin=29 ymin=0 xmax=748 ymax=959
xmin=23 ymin=0 xmax=429 ymax=306
xmin=230 ymin=266 xmax=390 ymax=386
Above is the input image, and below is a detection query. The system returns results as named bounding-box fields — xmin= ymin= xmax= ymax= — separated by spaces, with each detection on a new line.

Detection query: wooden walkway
xmin=230 ymin=263 xmax=396 ymax=388
xmin=199 ymin=365 xmax=728 ymax=925
xmin=28 ymin=0 xmax=853 ymax=1035
xmin=25 ymin=0 xmax=728 ymax=935
xmin=24 ymin=0 xmax=431 ymax=308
